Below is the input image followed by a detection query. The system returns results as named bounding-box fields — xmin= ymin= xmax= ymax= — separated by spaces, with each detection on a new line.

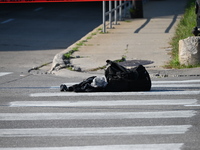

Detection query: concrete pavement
xmin=47 ymin=0 xmax=200 ymax=78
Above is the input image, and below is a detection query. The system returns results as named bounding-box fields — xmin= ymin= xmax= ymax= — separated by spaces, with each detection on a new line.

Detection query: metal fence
xmin=102 ymin=0 xmax=132 ymax=33
xmin=102 ymin=0 xmax=149 ymax=33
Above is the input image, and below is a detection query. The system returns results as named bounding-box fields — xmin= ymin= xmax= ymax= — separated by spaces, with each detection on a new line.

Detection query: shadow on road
xmin=0 ymin=2 xmax=102 ymax=51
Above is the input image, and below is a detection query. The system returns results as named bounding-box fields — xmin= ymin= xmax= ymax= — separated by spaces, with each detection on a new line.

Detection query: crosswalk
xmin=0 ymin=73 xmax=200 ymax=149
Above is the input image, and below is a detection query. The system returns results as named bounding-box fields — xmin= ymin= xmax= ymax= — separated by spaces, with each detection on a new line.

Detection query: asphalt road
xmin=0 ymin=2 xmax=200 ymax=150
xmin=0 ymin=2 xmax=102 ymax=72
xmin=0 ymin=72 xmax=200 ymax=149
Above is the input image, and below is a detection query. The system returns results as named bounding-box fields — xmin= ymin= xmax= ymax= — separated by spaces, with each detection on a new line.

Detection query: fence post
xmin=123 ymin=0 xmax=127 ymax=18
xmin=102 ymin=0 xmax=132 ymax=33
xmin=102 ymin=1 xmax=106 ymax=33
xmin=109 ymin=0 xmax=112 ymax=29
xmin=114 ymin=0 xmax=117 ymax=25
xmin=119 ymin=0 xmax=122 ymax=21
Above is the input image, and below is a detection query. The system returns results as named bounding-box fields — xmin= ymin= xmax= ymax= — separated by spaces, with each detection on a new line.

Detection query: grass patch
xmin=91 ymin=33 xmax=97 ymax=36
xmin=114 ymin=56 xmax=126 ymax=63
xmin=98 ymin=28 xmax=102 ymax=31
xmin=63 ymin=49 xmax=79 ymax=59
xmin=63 ymin=29 xmax=100 ymax=61
xmin=86 ymin=36 xmax=92 ymax=40
xmin=76 ymin=41 xmax=84 ymax=46
xmin=72 ymin=47 xmax=79 ymax=51
xmin=167 ymin=0 xmax=197 ymax=68
xmin=124 ymin=20 xmax=132 ymax=23
xmin=89 ymin=65 xmax=107 ymax=71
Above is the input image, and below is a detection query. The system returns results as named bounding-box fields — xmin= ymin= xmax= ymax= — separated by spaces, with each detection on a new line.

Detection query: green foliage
xmin=86 ymin=35 xmax=92 ymax=40
xmin=63 ymin=49 xmax=78 ymax=59
xmin=168 ymin=0 xmax=196 ymax=68
xmin=64 ymin=53 xmax=71 ymax=59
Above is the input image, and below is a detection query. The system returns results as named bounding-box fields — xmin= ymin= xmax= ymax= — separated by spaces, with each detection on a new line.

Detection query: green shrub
xmin=168 ymin=0 xmax=196 ymax=68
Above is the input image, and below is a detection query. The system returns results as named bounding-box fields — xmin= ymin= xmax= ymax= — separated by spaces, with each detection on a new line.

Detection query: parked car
xmin=193 ymin=0 xmax=200 ymax=35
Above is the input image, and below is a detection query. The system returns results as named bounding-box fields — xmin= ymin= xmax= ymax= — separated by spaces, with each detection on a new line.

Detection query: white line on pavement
xmin=30 ymin=90 xmax=200 ymax=97
xmin=0 ymin=125 xmax=191 ymax=137
xmin=0 ymin=72 xmax=13 ymax=77
xmin=9 ymin=99 xmax=198 ymax=107
xmin=50 ymin=79 xmax=200 ymax=89
xmin=34 ymin=7 xmax=43 ymax=11
xmin=185 ymin=104 xmax=200 ymax=107
xmin=1 ymin=19 xmax=14 ymax=24
xmin=61 ymin=80 xmax=200 ymax=85
xmin=0 ymin=144 xmax=184 ymax=150
xmin=62 ymin=79 xmax=200 ymax=86
xmin=152 ymin=84 xmax=200 ymax=87
xmin=52 ymin=83 xmax=200 ymax=89
xmin=0 ymin=110 xmax=196 ymax=120
xmin=152 ymin=79 xmax=200 ymax=84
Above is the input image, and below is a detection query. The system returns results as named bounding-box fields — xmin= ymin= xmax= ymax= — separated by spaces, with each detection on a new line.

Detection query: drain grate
xmin=118 ymin=60 xmax=154 ymax=67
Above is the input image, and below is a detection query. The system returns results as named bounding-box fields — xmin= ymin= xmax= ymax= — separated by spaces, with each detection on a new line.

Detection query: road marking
xmin=51 ymin=79 xmax=200 ymax=90
xmin=61 ymin=79 xmax=200 ymax=86
xmin=185 ymin=104 xmax=200 ymax=107
xmin=0 ymin=144 xmax=184 ymax=150
xmin=0 ymin=72 xmax=12 ymax=77
xmin=152 ymin=79 xmax=200 ymax=84
xmin=34 ymin=7 xmax=43 ymax=11
xmin=53 ymin=83 xmax=200 ymax=89
xmin=1 ymin=19 xmax=14 ymax=24
xmin=9 ymin=99 xmax=198 ymax=107
xmin=0 ymin=110 xmax=196 ymax=120
xmin=30 ymin=90 xmax=200 ymax=97
xmin=61 ymin=80 xmax=200 ymax=85
xmin=152 ymin=84 xmax=200 ymax=87
xmin=0 ymin=125 xmax=191 ymax=137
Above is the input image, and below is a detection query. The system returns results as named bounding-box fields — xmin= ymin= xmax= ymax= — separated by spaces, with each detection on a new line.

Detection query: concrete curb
xmin=49 ymin=24 xmax=103 ymax=73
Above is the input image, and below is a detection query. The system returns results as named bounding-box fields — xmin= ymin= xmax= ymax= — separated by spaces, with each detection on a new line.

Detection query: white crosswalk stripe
xmin=50 ymin=79 xmax=200 ymax=89
xmin=0 ymin=144 xmax=184 ymax=150
xmin=153 ymin=83 xmax=200 ymax=87
xmin=152 ymin=80 xmax=200 ymax=84
xmin=31 ymin=79 xmax=200 ymax=96
xmin=0 ymin=125 xmax=191 ymax=137
xmin=30 ymin=90 xmax=200 ymax=97
xmin=9 ymin=99 xmax=198 ymax=107
xmin=0 ymin=72 xmax=12 ymax=77
xmin=1 ymin=79 xmax=200 ymax=149
xmin=61 ymin=80 xmax=200 ymax=85
xmin=0 ymin=110 xmax=196 ymax=120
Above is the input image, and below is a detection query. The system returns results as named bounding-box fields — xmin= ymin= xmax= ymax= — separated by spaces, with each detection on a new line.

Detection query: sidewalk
xmin=49 ymin=0 xmax=200 ymax=78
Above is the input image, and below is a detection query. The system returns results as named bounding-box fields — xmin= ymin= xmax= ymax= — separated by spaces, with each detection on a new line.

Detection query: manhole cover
xmin=118 ymin=60 xmax=154 ymax=67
